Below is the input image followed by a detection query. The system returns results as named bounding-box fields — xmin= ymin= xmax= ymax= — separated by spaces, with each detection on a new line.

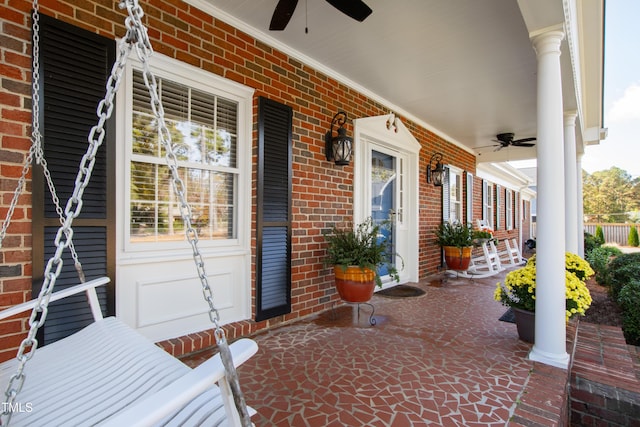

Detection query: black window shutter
xmin=256 ymin=97 xmax=292 ymax=321
xmin=34 ymin=15 xmax=115 ymax=345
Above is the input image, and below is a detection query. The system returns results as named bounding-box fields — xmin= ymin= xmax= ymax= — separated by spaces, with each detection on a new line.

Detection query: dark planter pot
xmin=334 ymin=266 xmax=376 ymax=303
xmin=443 ymin=246 xmax=473 ymax=270
xmin=512 ymin=307 xmax=535 ymax=343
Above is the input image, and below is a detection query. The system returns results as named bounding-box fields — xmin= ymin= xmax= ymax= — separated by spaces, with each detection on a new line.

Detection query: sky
xmin=581 ymin=0 xmax=640 ymax=178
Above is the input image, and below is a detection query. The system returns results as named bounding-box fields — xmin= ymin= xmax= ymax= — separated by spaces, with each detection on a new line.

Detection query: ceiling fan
xmin=477 ymin=133 xmax=537 ymax=152
xmin=269 ymin=0 xmax=373 ymax=31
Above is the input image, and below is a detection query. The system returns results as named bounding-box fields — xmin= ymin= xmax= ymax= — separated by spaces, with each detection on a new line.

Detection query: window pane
xmin=133 ymin=72 xmax=152 ymax=115
xmin=189 ymin=171 xmax=235 ymax=239
xmin=130 ymin=70 xmax=238 ymax=243
xmin=132 ymin=113 xmax=158 ymax=156
xmin=216 ymin=98 xmax=238 ymax=168
xmin=192 ymin=88 xmax=234 ymax=167
xmin=161 ymin=79 xmax=189 ymax=122
xmin=191 ymin=87 xmax=216 ymax=126
xmin=486 ymin=185 xmax=494 ymax=228
xmin=449 ymin=172 xmax=462 ymax=222
xmin=130 ymin=163 xmax=235 ymax=242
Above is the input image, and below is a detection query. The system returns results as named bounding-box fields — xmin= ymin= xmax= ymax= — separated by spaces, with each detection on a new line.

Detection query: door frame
xmin=353 ymin=115 xmax=421 ymax=286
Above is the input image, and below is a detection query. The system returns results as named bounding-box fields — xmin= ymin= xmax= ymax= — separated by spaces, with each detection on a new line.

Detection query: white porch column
xmin=564 ymin=112 xmax=579 ymax=254
xmin=530 ymin=30 xmax=570 ymax=369
xmin=577 ymin=153 xmax=585 ymax=257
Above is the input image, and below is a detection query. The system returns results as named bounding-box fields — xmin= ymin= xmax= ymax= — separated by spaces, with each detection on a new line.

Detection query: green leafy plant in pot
xmin=434 ymin=221 xmax=475 ymax=270
xmin=324 ymin=217 xmax=402 ymax=302
xmin=471 ymin=229 xmax=494 ymax=245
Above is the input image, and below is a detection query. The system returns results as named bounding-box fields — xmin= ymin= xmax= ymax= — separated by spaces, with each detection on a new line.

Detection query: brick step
xmin=570 ymin=322 xmax=640 ymax=426
xmin=629 ymin=344 xmax=640 ymax=382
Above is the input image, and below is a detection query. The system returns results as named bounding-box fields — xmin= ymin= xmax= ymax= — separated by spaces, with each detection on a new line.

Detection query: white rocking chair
xmin=449 ymin=240 xmax=505 ymax=279
xmin=498 ymin=238 xmax=526 ymax=266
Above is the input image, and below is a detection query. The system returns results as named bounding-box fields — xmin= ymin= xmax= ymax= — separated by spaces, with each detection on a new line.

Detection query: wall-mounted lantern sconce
xmin=325 ymin=111 xmax=352 ymax=166
xmin=427 ymin=152 xmax=444 ymax=186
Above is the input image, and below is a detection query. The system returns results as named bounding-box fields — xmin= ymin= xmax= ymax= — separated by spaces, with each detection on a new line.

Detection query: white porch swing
xmin=0 ymin=1 xmax=258 ymax=425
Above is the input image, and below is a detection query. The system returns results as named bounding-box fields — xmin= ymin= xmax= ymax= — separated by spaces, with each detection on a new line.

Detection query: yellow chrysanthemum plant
xmin=494 ymin=252 xmax=594 ymax=322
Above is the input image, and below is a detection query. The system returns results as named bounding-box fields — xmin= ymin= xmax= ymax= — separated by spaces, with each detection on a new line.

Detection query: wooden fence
xmin=584 ymin=223 xmax=639 ymax=246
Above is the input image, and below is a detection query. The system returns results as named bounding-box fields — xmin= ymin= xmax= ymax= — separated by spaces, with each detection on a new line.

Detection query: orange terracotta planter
xmin=333 ymin=266 xmax=376 ymax=303
xmin=443 ymin=246 xmax=473 ymax=271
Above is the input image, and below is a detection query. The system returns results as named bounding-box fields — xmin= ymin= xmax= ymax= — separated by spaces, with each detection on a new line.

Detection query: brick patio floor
xmin=182 ymin=267 xmax=573 ymax=426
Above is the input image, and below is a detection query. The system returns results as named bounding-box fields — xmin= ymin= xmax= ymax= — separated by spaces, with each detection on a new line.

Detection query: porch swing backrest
xmin=0 ymin=1 xmax=257 ymax=426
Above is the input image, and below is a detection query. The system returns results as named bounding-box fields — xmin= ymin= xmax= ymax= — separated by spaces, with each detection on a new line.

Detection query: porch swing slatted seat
xmin=0 ymin=2 xmax=257 ymax=426
xmin=0 ymin=287 xmax=258 ymax=426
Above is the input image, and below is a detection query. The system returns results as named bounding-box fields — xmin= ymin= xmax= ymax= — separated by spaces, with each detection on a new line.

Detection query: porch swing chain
xmin=0 ymin=0 xmax=85 ymax=282
xmin=2 ymin=1 xmax=251 ymax=425
xmin=1 ymin=0 xmax=123 ymax=419
xmin=123 ymin=2 xmax=252 ymax=425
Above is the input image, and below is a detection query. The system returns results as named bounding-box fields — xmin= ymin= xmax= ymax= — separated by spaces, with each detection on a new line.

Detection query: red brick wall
xmin=0 ymin=0 xmax=36 ymax=362
xmin=490 ymin=184 xmax=516 ymax=243
xmin=0 ymin=0 xmax=483 ymax=358
xmin=570 ymin=323 xmax=640 ymax=427
xmin=472 ymin=178 xmax=532 ymax=257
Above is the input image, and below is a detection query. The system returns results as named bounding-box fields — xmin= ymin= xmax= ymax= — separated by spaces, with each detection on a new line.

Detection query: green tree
xmin=583 ymin=167 xmax=639 ymax=223
xmin=595 ymin=225 xmax=605 ymax=244
xmin=629 ymin=226 xmax=640 ymax=247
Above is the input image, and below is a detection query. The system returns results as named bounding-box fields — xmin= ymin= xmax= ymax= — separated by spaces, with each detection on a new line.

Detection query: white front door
xmin=354 ymin=115 xmax=421 ymax=286
xmin=370 ymin=146 xmax=402 ymax=282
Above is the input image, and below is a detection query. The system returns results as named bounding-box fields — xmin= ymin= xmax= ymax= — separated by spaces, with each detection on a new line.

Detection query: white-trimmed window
xmin=496 ymin=185 xmax=501 ymax=230
xmin=122 ymin=56 xmax=253 ymax=249
xmin=482 ymin=180 xmax=494 ymax=229
xmin=130 ymin=70 xmax=237 ymax=242
xmin=506 ymin=189 xmax=513 ymax=230
xmin=448 ymin=167 xmax=463 ymax=222
xmin=515 ymin=191 xmax=520 ymax=227
xmin=466 ymin=172 xmax=473 ymax=224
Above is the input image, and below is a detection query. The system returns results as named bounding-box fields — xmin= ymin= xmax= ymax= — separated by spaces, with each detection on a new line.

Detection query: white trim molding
xmin=115 ymin=52 xmax=254 ymax=343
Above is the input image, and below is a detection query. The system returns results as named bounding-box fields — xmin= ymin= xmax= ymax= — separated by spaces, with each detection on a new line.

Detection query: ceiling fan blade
xmin=270 ymin=0 xmax=299 ymax=30
xmin=513 ymin=137 xmax=536 ymax=144
xmin=325 ymin=0 xmax=373 ymax=22
xmin=511 ymin=142 xmax=536 ymax=147
xmin=491 ymin=139 xmax=511 ymax=147
xmin=474 ymin=144 xmax=500 ymax=150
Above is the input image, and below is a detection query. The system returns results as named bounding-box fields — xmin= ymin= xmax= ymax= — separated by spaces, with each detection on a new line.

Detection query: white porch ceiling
xmin=186 ymin=0 xmax=604 ymax=163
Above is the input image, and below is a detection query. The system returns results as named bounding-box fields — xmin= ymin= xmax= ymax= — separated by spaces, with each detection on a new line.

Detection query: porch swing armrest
xmin=101 ymin=338 xmax=259 ymax=427
xmin=0 ymin=276 xmax=110 ymax=321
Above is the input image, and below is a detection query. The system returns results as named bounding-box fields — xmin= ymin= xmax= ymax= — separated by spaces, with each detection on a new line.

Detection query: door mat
xmin=499 ymin=308 xmax=515 ymax=323
xmin=376 ymin=285 xmax=426 ymax=298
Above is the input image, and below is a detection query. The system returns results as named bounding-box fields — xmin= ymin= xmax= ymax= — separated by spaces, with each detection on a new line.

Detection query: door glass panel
xmin=371 ymin=150 xmax=396 ymax=277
